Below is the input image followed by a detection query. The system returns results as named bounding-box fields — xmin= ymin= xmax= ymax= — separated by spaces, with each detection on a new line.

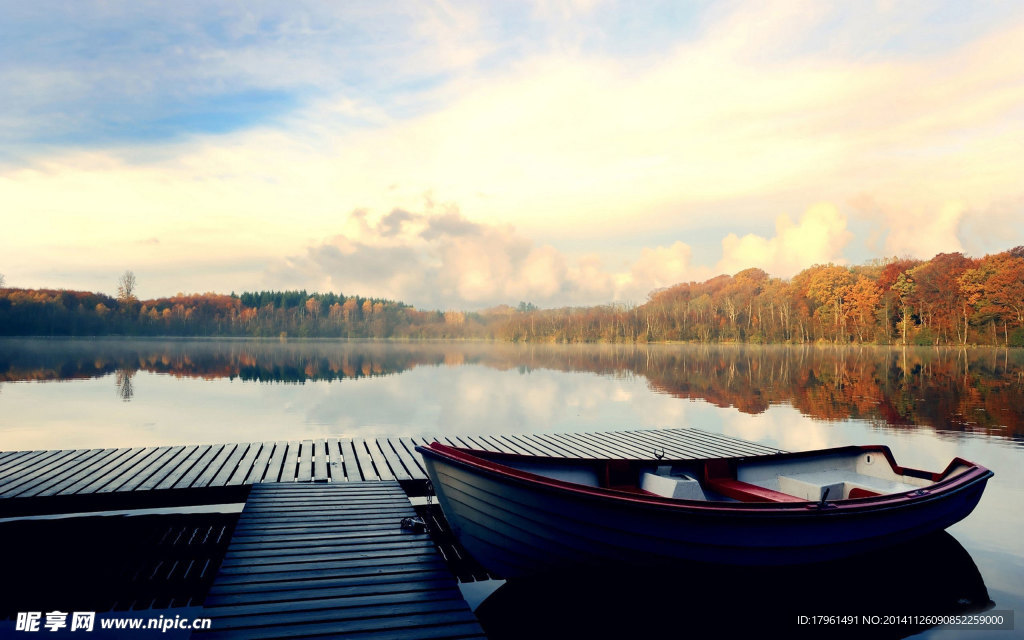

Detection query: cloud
xmin=274 ymin=207 xmax=588 ymax=308
xmin=883 ymin=201 xmax=965 ymax=259
xmin=625 ymin=242 xmax=701 ymax=296
xmin=716 ymin=203 xmax=853 ymax=278
xmin=3 ymin=3 xmax=1024 ymax=299
xmin=273 ymin=203 xmax=855 ymax=309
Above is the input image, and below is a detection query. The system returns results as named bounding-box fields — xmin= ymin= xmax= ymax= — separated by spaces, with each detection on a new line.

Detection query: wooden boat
xmin=416 ymin=442 xmax=992 ymax=578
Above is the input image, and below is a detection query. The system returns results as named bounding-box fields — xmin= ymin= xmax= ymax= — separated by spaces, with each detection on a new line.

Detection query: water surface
xmin=0 ymin=338 xmax=1021 ymax=637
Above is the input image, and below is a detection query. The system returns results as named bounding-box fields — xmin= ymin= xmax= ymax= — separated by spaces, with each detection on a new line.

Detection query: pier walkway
xmin=195 ymin=482 xmax=485 ymax=639
xmin=0 ymin=428 xmax=782 ymax=516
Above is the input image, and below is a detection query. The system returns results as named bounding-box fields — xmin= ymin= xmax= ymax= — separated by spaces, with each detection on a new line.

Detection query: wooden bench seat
xmin=703 ymin=477 xmax=805 ymax=503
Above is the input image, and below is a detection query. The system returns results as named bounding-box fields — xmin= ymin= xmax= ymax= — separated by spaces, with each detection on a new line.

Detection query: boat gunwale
xmin=417 ymin=442 xmax=993 ymax=516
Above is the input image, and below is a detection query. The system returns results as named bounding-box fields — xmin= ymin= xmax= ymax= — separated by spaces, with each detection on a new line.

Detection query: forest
xmin=0 ymin=247 xmax=1022 ymax=345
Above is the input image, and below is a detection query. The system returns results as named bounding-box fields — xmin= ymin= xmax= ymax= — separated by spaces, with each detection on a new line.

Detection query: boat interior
xmin=495 ymin=448 xmax=974 ymax=504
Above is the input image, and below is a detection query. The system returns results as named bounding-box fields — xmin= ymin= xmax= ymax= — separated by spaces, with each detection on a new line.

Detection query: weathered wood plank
xmin=454 ymin=435 xmax=498 ymax=453
xmin=296 ymin=439 xmax=313 ymax=482
xmin=566 ymin=432 xmax=629 ymax=458
xmin=135 ymin=444 xmax=197 ymax=491
xmin=340 ymin=439 xmax=366 ymax=481
xmin=197 ymin=481 xmax=484 ymax=640
xmin=525 ymin=432 xmax=585 ymax=458
xmin=326 ymin=437 xmax=345 ymax=481
xmin=394 ymin=438 xmax=429 ymax=477
xmin=192 ymin=443 xmax=239 ymax=488
xmin=205 ymin=576 xmax=457 ymax=607
xmin=33 ymin=447 xmax=132 ymax=496
xmin=68 ymin=446 xmax=162 ymax=495
xmin=358 ymin=437 xmax=394 ymax=481
xmin=208 ymin=443 xmax=250 ymax=488
xmin=649 ymin=429 xmax=752 ymax=458
xmin=0 ymin=449 xmax=56 ymax=485
xmin=212 ymin=551 xmax=444 ymax=580
xmin=502 ymin=434 xmax=557 ymax=456
xmin=279 ymin=441 xmax=299 ymax=483
xmin=352 ymin=438 xmax=384 ymax=481
xmin=94 ymin=446 xmax=173 ymax=493
xmin=371 ymin=438 xmax=411 ymax=482
xmin=154 ymin=444 xmax=209 ymax=490
xmin=227 ymin=442 xmax=264 ymax=486
xmin=116 ymin=445 xmax=184 ymax=492
xmin=539 ymin=432 xmax=607 ymax=458
xmin=207 ymin=559 xmax=449 ymax=591
xmin=0 ymin=448 xmax=100 ymax=498
xmin=172 ymin=444 xmax=225 ymax=489
xmin=312 ymin=438 xmax=328 ymax=482
xmin=586 ymin=430 xmax=655 ymax=458
xmin=241 ymin=441 xmax=275 ymax=485
xmin=263 ymin=440 xmax=288 ymax=483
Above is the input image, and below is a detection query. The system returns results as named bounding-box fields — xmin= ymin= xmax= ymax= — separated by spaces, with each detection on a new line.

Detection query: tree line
xmin=0 ymin=247 xmax=1021 ymax=345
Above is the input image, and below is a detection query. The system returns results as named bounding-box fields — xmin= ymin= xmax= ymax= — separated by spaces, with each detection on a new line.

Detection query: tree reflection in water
xmin=1 ymin=339 xmax=1021 ymax=436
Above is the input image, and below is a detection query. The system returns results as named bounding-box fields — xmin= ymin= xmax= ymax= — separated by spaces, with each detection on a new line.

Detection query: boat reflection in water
xmin=475 ymin=532 xmax=992 ymax=639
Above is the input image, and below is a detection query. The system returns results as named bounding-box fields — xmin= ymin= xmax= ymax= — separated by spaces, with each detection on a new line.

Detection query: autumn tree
xmin=803 ymin=265 xmax=856 ymax=342
xmin=845 ymin=276 xmax=882 ymax=342
xmin=905 ymin=253 xmax=975 ymax=344
xmin=117 ymin=271 xmax=138 ymax=304
xmin=960 ymin=251 xmax=1024 ymax=345
xmin=891 ymin=272 xmax=916 ymax=345
xmin=876 ymin=258 xmax=921 ymax=343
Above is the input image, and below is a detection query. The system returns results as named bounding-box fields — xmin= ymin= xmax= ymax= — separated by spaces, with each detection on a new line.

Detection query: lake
xmin=0 ymin=337 xmax=1021 ymax=637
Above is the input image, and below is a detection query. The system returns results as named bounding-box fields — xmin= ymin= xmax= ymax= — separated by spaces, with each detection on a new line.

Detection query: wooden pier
xmin=196 ymin=482 xmax=485 ymax=639
xmin=1 ymin=428 xmax=785 ymax=638
xmin=0 ymin=428 xmax=782 ymax=516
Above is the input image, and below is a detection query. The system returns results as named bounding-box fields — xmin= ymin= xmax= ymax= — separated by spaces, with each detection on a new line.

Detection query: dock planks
xmin=196 ymin=482 xmax=485 ymax=639
xmin=0 ymin=428 xmax=782 ymax=503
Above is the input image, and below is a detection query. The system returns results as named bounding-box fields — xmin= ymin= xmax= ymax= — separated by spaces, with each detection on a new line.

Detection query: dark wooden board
xmin=154 ymin=444 xmax=210 ymax=490
xmin=196 ymin=481 xmax=484 ymax=639
xmin=171 ymin=444 xmax=225 ymax=490
xmin=138 ymin=444 xmax=198 ymax=491
xmin=0 ymin=448 xmax=103 ymax=498
xmin=227 ymin=442 xmax=264 ymax=486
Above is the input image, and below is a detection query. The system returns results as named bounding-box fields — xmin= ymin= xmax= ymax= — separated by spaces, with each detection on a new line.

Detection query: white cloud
xmin=717 ymin=203 xmax=853 ymax=277
xmin=883 ymin=201 xmax=965 ymax=258
xmin=273 ymin=202 xmax=856 ymax=309
xmin=272 ymin=208 xmax=703 ymax=308
xmin=622 ymin=242 xmax=703 ymax=299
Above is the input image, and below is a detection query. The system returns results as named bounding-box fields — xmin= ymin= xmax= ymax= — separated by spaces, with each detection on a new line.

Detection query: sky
xmin=1 ymin=1 xmax=1023 ymax=310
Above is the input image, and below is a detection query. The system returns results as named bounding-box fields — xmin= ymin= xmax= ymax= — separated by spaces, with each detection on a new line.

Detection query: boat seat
xmin=777 ymin=471 xmax=919 ymax=501
xmin=702 ymin=459 xmax=804 ymax=503
xmin=702 ymin=477 xmax=805 ymax=503
xmin=640 ymin=472 xmax=706 ymax=500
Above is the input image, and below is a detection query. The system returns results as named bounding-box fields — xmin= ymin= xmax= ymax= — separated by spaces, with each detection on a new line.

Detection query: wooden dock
xmin=0 ymin=428 xmax=782 ymax=516
xmin=196 ymin=482 xmax=486 ymax=639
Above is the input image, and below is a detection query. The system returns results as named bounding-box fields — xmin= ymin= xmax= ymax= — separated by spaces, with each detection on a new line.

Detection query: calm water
xmin=0 ymin=338 xmax=1021 ymax=637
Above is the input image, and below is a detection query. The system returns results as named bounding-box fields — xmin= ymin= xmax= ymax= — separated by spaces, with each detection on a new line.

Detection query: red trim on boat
xmin=848 ymin=487 xmax=881 ymax=499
